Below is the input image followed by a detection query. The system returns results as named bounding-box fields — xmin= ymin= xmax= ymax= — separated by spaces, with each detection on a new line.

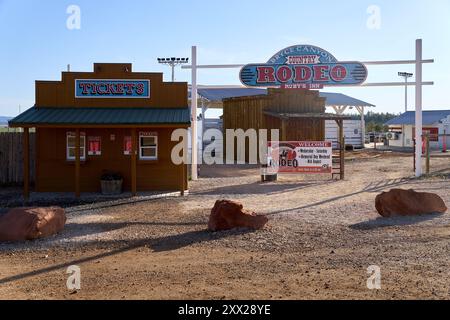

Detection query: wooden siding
xmin=35 ymin=127 xmax=187 ymax=193
xmin=35 ymin=63 xmax=187 ymax=108
xmin=223 ymin=89 xmax=326 ymax=162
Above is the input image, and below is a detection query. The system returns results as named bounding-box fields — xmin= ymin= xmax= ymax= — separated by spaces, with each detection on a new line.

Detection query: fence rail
xmin=0 ymin=132 xmax=35 ymax=185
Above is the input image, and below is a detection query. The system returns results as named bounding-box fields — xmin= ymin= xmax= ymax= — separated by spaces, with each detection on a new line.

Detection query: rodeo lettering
xmin=256 ymin=64 xmax=348 ymax=84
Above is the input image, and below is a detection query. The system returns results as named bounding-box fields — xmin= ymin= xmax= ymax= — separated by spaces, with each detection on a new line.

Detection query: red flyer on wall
xmin=124 ymin=136 xmax=132 ymax=155
xmin=88 ymin=136 xmax=101 ymax=156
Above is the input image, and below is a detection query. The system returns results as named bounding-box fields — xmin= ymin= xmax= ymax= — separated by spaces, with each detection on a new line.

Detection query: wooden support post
xmin=180 ymin=163 xmax=185 ymax=196
xmin=23 ymin=127 xmax=30 ymax=201
xmin=75 ymin=128 xmax=81 ymax=199
xmin=413 ymin=139 xmax=416 ymax=172
xmin=339 ymin=120 xmax=345 ymax=180
xmin=131 ymin=128 xmax=137 ymax=196
xmin=443 ymin=129 xmax=447 ymax=152
xmin=425 ymin=133 xmax=430 ymax=174
xmin=281 ymin=119 xmax=287 ymax=141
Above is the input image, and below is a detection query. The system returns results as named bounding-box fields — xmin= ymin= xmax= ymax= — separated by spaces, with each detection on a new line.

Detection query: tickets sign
xmin=75 ymin=79 xmax=150 ymax=98
xmin=240 ymin=45 xmax=367 ymax=88
xmin=267 ymin=141 xmax=333 ymax=173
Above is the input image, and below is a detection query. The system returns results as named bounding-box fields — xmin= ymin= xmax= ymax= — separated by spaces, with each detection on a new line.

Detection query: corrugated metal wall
xmin=325 ymin=120 xmax=363 ymax=148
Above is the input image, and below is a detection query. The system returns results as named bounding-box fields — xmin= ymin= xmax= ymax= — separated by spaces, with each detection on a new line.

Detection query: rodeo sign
xmin=268 ymin=141 xmax=333 ymax=174
xmin=240 ymin=45 xmax=368 ymax=89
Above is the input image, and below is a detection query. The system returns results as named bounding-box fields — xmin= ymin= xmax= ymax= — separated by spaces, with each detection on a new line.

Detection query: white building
xmin=385 ymin=110 xmax=450 ymax=149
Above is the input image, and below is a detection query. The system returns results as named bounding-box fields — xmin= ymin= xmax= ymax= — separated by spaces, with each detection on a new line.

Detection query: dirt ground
xmin=1 ymin=150 xmax=450 ymax=300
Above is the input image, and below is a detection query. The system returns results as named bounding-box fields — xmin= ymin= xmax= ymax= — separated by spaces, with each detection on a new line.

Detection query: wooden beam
xmin=131 ymin=128 xmax=137 ymax=196
xmin=180 ymin=163 xmax=185 ymax=196
xmin=331 ymin=106 xmax=339 ymax=114
xmin=23 ymin=127 xmax=30 ymax=201
xmin=75 ymin=128 xmax=81 ymax=198
xmin=336 ymin=106 xmax=348 ymax=115
xmin=425 ymin=132 xmax=430 ymax=174
xmin=281 ymin=119 xmax=287 ymax=141
xmin=338 ymin=120 xmax=345 ymax=180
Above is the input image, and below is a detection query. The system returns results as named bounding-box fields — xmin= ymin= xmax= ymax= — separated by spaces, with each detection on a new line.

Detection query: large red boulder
xmin=0 ymin=207 xmax=66 ymax=241
xmin=208 ymin=200 xmax=268 ymax=232
xmin=375 ymin=189 xmax=447 ymax=217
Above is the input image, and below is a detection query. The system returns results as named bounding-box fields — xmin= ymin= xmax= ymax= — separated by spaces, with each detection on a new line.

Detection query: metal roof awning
xmin=384 ymin=110 xmax=450 ymax=126
xmin=194 ymin=88 xmax=375 ymax=108
xmin=197 ymin=88 xmax=267 ymax=102
xmin=8 ymin=107 xmax=191 ymax=127
xmin=318 ymin=92 xmax=375 ymax=107
xmin=264 ymin=111 xmax=352 ymax=121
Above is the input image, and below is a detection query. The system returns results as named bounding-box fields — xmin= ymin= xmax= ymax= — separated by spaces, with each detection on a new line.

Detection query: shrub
xmin=101 ymin=171 xmax=123 ymax=181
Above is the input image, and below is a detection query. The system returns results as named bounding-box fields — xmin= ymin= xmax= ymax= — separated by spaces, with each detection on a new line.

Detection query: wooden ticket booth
xmin=9 ymin=63 xmax=190 ymax=200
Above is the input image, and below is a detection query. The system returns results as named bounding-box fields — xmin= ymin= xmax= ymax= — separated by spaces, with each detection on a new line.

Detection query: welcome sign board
xmin=75 ymin=79 xmax=150 ymax=98
xmin=240 ymin=45 xmax=367 ymax=88
xmin=267 ymin=141 xmax=333 ymax=173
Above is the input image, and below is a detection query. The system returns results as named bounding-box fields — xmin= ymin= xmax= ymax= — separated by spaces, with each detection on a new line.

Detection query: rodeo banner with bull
xmin=268 ymin=141 xmax=333 ymax=173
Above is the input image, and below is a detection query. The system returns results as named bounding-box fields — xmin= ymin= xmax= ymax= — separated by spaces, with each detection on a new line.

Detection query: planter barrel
xmin=101 ymin=179 xmax=123 ymax=195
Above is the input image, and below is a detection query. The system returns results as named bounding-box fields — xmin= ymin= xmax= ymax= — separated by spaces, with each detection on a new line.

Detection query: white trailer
xmin=325 ymin=120 xmax=363 ymax=149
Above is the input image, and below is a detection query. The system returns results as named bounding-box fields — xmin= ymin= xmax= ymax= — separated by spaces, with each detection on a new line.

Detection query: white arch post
xmin=184 ymin=39 xmax=433 ymax=178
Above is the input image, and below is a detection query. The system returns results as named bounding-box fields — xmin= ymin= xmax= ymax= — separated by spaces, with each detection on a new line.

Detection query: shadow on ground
xmin=191 ymin=180 xmax=334 ymax=196
xmin=0 ymin=227 xmax=254 ymax=285
xmin=0 ymin=219 xmax=209 ymax=250
xmin=350 ymin=212 xmax=444 ymax=230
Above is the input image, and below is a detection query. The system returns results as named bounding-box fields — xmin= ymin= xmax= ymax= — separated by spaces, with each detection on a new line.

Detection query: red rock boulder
xmin=0 ymin=207 xmax=66 ymax=241
xmin=208 ymin=200 xmax=268 ymax=232
xmin=375 ymin=189 xmax=447 ymax=217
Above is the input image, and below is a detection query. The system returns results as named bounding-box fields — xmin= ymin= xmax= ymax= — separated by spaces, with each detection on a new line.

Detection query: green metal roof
xmin=9 ymin=107 xmax=191 ymax=126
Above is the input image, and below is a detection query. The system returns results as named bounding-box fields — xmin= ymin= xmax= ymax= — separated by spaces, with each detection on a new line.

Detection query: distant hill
xmin=0 ymin=116 xmax=12 ymax=126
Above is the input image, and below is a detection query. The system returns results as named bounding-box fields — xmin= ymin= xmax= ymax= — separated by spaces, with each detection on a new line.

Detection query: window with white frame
xmin=66 ymin=132 xmax=86 ymax=161
xmin=139 ymin=132 xmax=158 ymax=160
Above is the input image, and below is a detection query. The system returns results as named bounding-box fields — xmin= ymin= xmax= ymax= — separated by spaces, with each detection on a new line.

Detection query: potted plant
xmin=100 ymin=171 xmax=123 ymax=195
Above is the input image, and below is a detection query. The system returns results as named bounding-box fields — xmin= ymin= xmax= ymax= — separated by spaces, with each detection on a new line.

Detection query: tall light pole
xmin=398 ymin=72 xmax=413 ymax=148
xmin=157 ymin=57 xmax=189 ymax=82
xmin=398 ymin=72 xmax=413 ymax=112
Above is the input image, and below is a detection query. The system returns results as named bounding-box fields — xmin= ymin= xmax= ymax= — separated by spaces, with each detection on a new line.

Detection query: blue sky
xmin=0 ymin=0 xmax=449 ymax=117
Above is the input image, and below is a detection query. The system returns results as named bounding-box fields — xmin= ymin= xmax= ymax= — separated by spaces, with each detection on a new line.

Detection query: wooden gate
xmin=0 ymin=132 xmax=35 ymax=185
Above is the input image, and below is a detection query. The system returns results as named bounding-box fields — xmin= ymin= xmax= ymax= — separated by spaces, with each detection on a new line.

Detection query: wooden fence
xmin=0 ymin=132 xmax=35 ymax=185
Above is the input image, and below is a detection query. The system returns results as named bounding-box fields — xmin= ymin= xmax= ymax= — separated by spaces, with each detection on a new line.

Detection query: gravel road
xmin=1 ymin=150 xmax=450 ymax=299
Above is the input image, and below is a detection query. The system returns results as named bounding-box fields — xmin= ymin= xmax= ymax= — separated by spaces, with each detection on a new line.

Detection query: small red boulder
xmin=0 ymin=207 xmax=66 ymax=241
xmin=208 ymin=200 xmax=268 ymax=232
xmin=375 ymin=189 xmax=447 ymax=217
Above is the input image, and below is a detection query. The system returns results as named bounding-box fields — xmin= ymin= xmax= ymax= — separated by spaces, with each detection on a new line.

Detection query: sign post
xmin=191 ymin=46 xmax=198 ymax=180
xmin=415 ymin=39 xmax=423 ymax=177
xmin=183 ymin=40 xmax=434 ymax=177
